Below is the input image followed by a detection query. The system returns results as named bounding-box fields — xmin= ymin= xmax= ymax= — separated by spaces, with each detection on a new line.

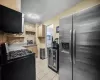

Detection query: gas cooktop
xmin=8 ymin=49 xmax=33 ymax=60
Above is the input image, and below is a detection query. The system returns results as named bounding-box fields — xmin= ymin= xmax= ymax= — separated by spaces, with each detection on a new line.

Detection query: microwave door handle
xmin=69 ymin=30 xmax=72 ymax=62
xmin=73 ymin=29 xmax=76 ymax=64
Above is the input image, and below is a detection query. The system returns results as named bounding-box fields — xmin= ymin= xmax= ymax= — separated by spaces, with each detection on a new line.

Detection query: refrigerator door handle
xmin=73 ymin=29 xmax=76 ymax=64
xmin=69 ymin=30 xmax=72 ymax=62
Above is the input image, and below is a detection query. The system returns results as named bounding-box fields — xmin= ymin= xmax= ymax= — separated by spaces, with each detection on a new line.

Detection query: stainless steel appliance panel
xmin=48 ymin=48 xmax=53 ymax=68
xmin=59 ymin=15 xmax=73 ymax=80
xmin=73 ymin=4 xmax=100 ymax=80
xmin=52 ymin=49 xmax=57 ymax=71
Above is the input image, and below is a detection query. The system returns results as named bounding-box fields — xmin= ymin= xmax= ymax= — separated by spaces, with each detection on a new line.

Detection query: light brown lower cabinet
xmin=32 ymin=46 xmax=38 ymax=57
xmin=24 ymin=45 xmax=38 ymax=57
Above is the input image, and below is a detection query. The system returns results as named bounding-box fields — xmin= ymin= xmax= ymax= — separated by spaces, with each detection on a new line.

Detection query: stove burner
xmin=8 ymin=49 xmax=33 ymax=60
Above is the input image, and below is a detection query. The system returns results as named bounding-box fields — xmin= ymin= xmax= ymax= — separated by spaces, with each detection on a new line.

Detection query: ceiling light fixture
xmin=27 ymin=13 xmax=32 ymax=18
xmin=27 ymin=13 xmax=40 ymax=20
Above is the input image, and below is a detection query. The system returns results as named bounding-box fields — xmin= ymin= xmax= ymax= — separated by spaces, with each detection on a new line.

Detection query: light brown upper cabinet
xmin=38 ymin=25 xmax=45 ymax=38
xmin=25 ymin=23 xmax=36 ymax=32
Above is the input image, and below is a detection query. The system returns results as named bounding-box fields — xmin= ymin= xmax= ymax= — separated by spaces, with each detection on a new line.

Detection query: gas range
xmin=0 ymin=43 xmax=33 ymax=62
xmin=8 ymin=49 xmax=33 ymax=60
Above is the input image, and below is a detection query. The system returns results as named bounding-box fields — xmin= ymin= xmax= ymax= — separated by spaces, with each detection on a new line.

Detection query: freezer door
xmin=73 ymin=4 xmax=100 ymax=80
xmin=59 ymin=15 xmax=73 ymax=80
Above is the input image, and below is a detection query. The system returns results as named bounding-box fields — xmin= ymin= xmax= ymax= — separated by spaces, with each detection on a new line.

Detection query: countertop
xmin=23 ymin=44 xmax=37 ymax=47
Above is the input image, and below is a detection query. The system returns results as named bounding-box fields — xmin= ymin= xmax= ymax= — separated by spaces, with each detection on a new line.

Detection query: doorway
xmin=45 ymin=24 xmax=54 ymax=58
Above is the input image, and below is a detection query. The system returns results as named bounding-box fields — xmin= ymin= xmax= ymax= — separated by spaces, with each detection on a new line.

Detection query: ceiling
xmin=21 ymin=0 xmax=81 ymax=23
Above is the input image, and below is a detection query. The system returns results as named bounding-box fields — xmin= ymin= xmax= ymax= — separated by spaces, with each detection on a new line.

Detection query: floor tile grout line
xmin=36 ymin=69 xmax=44 ymax=75
xmin=38 ymin=69 xmax=52 ymax=80
xmin=37 ymin=77 xmax=40 ymax=80
xmin=36 ymin=65 xmax=50 ymax=79
xmin=37 ymin=70 xmax=48 ymax=79
xmin=50 ymin=73 xmax=57 ymax=80
xmin=38 ymin=72 xmax=49 ymax=80
xmin=36 ymin=58 xmax=58 ymax=80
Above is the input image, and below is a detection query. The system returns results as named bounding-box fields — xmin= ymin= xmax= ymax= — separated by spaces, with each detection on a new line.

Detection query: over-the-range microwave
xmin=0 ymin=5 xmax=24 ymax=33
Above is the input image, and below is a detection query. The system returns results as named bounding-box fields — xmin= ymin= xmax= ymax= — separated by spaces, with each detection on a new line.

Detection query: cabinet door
xmin=59 ymin=15 xmax=73 ymax=80
xmin=38 ymin=25 xmax=45 ymax=37
xmin=38 ymin=26 xmax=42 ymax=37
xmin=42 ymin=25 xmax=45 ymax=37
xmin=27 ymin=47 xmax=33 ymax=52
xmin=73 ymin=4 xmax=100 ymax=80
xmin=25 ymin=24 xmax=35 ymax=32
xmin=1 ymin=54 xmax=36 ymax=80
xmin=33 ymin=46 xmax=38 ymax=57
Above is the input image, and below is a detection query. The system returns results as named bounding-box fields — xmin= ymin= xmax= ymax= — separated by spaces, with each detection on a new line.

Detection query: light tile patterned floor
xmin=36 ymin=58 xmax=59 ymax=80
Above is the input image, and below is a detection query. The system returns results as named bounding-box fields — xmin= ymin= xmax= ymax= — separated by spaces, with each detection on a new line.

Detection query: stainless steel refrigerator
xmin=59 ymin=4 xmax=100 ymax=80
